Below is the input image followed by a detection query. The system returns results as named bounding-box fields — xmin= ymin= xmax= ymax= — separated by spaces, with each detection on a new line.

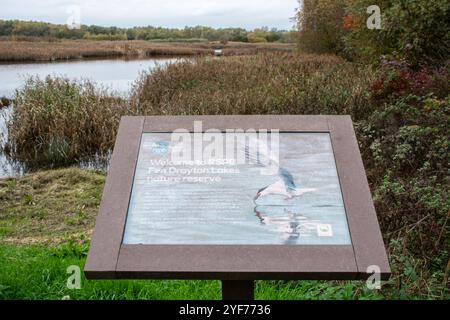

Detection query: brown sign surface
xmin=84 ymin=115 xmax=390 ymax=282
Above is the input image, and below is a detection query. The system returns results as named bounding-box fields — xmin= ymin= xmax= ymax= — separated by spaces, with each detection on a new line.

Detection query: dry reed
xmin=0 ymin=40 xmax=295 ymax=62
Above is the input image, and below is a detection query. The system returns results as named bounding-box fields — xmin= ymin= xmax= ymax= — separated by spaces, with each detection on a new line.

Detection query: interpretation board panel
xmin=123 ymin=132 xmax=351 ymax=245
xmin=84 ymin=116 xmax=391 ymax=281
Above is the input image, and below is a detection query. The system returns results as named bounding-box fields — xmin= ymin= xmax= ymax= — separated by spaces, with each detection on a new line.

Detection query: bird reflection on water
xmin=241 ymin=135 xmax=323 ymax=244
xmin=254 ymin=206 xmax=319 ymax=245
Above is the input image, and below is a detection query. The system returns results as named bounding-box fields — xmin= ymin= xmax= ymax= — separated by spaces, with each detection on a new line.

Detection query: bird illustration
xmin=253 ymin=167 xmax=317 ymax=203
xmin=239 ymin=136 xmax=317 ymax=204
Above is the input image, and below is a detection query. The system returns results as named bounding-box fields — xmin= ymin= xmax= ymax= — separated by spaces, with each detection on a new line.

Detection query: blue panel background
xmin=123 ymin=133 xmax=351 ymax=245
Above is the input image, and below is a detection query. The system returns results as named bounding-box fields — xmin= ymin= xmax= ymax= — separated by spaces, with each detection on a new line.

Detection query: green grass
xmin=0 ymin=244 xmax=389 ymax=300
xmin=0 ymin=244 xmax=220 ymax=300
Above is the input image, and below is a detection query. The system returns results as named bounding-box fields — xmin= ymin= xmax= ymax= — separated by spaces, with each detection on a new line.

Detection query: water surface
xmin=0 ymin=57 xmax=177 ymax=177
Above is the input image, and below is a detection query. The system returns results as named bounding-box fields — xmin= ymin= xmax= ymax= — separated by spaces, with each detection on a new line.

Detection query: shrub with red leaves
xmin=371 ymin=59 xmax=449 ymax=100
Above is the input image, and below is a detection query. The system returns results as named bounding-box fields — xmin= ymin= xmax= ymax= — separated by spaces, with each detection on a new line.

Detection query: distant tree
xmin=0 ymin=19 xmax=296 ymax=44
xmin=297 ymin=0 xmax=347 ymax=53
xmin=266 ymin=28 xmax=282 ymax=42
xmin=247 ymin=31 xmax=268 ymax=43
xmin=126 ymin=29 xmax=136 ymax=40
xmin=0 ymin=20 xmax=14 ymax=36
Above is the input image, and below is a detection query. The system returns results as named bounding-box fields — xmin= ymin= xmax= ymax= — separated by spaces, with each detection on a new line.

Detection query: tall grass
xmin=131 ymin=53 xmax=375 ymax=118
xmin=7 ymin=77 xmax=126 ymax=168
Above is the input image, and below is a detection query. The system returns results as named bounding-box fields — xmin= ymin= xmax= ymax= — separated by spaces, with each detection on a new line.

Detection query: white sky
xmin=0 ymin=0 xmax=299 ymax=30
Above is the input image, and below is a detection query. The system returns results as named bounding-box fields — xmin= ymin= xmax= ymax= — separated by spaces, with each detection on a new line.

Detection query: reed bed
xmin=7 ymin=53 xmax=374 ymax=167
xmin=0 ymin=40 xmax=295 ymax=62
xmin=131 ymin=53 xmax=375 ymax=119
xmin=7 ymin=77 xmax=126 ymax=167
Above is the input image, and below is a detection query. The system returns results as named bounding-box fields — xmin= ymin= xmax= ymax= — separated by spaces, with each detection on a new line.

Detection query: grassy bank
xmin=0 ymin=168 xmax=104 ymax=244
xmin=0 ymin=168 xmax=440 ymax=299
xmin=0 ymin=40 xmax=295 ymax=62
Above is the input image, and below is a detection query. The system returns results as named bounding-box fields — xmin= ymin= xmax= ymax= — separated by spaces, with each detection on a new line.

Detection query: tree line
xmin=0 ymin=20 xmax=296 ymax=43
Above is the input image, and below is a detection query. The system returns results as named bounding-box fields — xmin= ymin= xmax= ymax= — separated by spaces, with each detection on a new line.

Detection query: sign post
xmin=84 ymin=115 xmax=390 ymax=300
xmin=222 ymin=281 xmax=254 ymax=300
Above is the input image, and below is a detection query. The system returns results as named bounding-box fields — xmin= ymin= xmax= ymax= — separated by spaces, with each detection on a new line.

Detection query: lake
xmin=0 ymin=57 xmax=177 ymax=177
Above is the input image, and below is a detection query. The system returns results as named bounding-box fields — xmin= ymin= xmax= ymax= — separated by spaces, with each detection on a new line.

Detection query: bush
xmin=357 ymin=94 xmax=449 ymax=262
xmin=344 ymin=0 xmax=450 ymax=65
xmin=370 ymin=59 xmax=450 ymax=99
xmin=297 ymin=0 xmax=450 ymax=65
xmin=247 ymin=33 xmax=268 ymax=43
xmin=9 ymin=53 xmax=369 ymax=168
xmin=355 ymin=92 xmax=449 ymax=297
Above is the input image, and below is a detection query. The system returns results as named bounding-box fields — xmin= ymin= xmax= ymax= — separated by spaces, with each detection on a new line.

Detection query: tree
xmin=247 ymin=29 xmax=268 ymax=43
xmin=297 ymin=0 xmax=347 ymax=54
xmin=0 ymin=19 xmax=296 ymax=44
xmin=345 ymin=0 xmax=450 ymax=65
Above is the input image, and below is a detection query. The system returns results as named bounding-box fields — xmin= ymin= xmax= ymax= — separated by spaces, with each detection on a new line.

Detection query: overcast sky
xmin=0 ymin=0 xmax=299 ymax=30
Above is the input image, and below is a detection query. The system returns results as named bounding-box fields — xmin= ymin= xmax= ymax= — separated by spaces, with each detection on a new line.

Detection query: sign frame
xmin=84 ymin=115 xmax=390 ymax=283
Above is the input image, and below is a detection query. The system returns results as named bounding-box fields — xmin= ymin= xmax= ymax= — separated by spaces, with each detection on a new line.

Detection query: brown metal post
xmin=221 ymin=280 xmax=254 ymax=300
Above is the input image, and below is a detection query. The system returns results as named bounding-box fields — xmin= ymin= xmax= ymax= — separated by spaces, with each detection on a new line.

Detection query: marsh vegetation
xmin=5 ymin=53 xmax=375 ymax=168
xmin=0 ymin=40 xmax=295 ymax=62
xmin=2 ymin=50 xmax=448 ymax=299
xmin=0 ymin=0 xmax=449 ymax=300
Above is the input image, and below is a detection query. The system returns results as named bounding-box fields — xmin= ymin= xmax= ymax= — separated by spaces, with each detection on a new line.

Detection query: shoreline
xmin=0 ymin=54 xmax=184 ymax=66
xmin=0 ymin=39 xmax=295 ymax=63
